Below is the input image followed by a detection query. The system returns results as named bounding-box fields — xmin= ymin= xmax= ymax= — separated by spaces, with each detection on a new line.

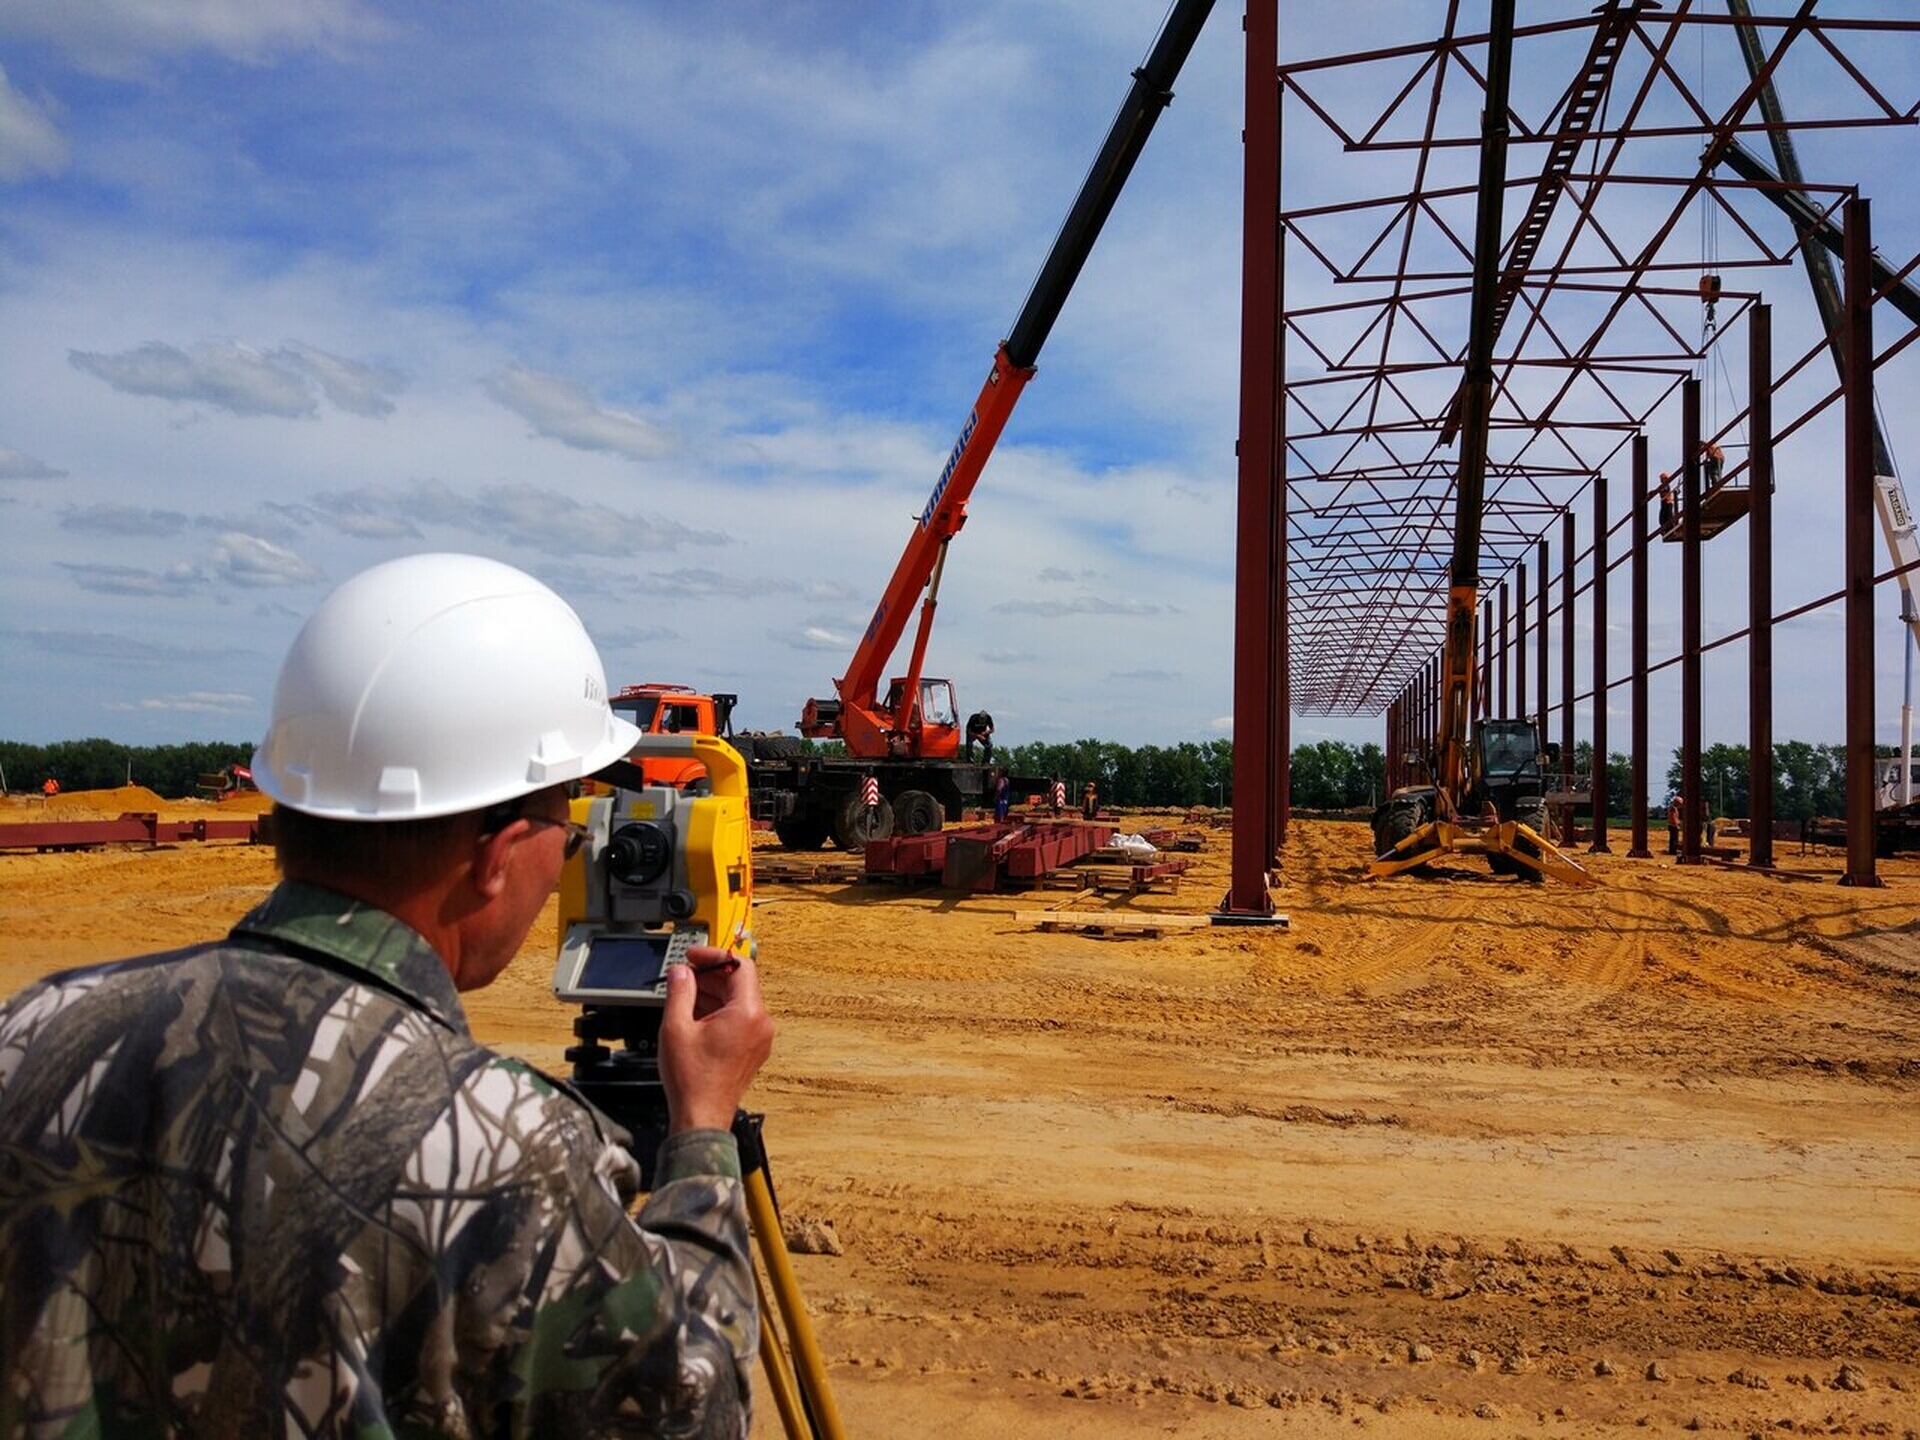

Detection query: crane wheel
xmin=833 ymin=792 xmax=894 ymax=850
xmin=773 ymin=815 xmax=832 ymax=851
xmin=892 ymin=789 xmax=943 ymax=836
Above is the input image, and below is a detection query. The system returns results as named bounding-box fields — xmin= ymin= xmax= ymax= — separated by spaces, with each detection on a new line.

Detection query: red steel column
xmin=1629 ymin=433 xmax=1652 ymax=857
xmin=1515 ymin=562 xmax=1529 ymax=726
xmin=1841 ymin=197 xmax=1882 ymax=887
xmin=1428 ymin=654 xmax=1441 ymax=777
xmin=1389 ymin=692 xmax=1404 ymax=794
xmin=1747 ymin=304 xmax=1775 ymax=868
xmin=1480 ymin=599 xmax=1494 ymax=721
xmin=1224 ymin=0 xmax=1279 ymax=917
xmin=1680 ymin=379 xmax=1703 ymax=864
xmin=1535 ymin=538 xmax=1549 ymax=732
xmin=1498 ymin=581 xmax=1511 ymax=716
xmin=1591 ymin=468 xmax=1611 ymax=851
xmin=1560 ymin=509 xmax=1576 ymax=786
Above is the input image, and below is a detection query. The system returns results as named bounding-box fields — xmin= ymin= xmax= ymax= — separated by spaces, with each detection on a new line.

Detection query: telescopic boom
xmin=806 ymin=0 xmax=1216 ymax=759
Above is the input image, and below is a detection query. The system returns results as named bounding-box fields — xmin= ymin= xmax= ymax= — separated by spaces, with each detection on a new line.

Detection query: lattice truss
xmin=1277 ymin=0 xmax=1920 ymax=715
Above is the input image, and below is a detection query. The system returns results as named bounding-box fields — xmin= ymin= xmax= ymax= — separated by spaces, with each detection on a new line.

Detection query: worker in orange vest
xmin=41 ymin=777 xmax=59 ymax=798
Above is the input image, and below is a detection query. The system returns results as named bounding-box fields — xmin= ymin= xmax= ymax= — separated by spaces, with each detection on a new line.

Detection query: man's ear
xmin=469 ymin=821 xmax=518 ymax=899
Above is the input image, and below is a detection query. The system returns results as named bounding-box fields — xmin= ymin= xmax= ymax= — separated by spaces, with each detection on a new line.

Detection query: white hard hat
xmin=254 ymin=553 xmax=641 ymax=820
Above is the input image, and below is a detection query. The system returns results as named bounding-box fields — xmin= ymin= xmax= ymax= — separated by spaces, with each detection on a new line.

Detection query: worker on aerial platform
xmin=1701 ymin=440 xmax=1725 ymax=490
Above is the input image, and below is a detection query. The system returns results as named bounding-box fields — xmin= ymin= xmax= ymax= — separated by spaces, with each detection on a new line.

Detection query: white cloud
xmin=309 ymin=479 xmax=726 ymax=558
xmin=484 ymin=366 xmax=675 ymax=462
xmin=65 ymin=338 xmax=403 ymax=421
xmin=0 ymin=0 xmax=389 ymax=76
xmin=58 ymin=561 xmax=207 ymax=598
xmin=70 ymin=341 xmax=318 ymax=418
xmin=770 ymin=623 xmax=861 ymax=653
xmin=0 ymin=62 xmax=67 ymax=181
xmin=59 ymin=504 xmax=190 ymax=536
xmin=993 ymin=593 xmax=1169 ymax=619
xmin=209 ymin=532 xmax=325 ymax=588
xmin=0 ymin=444 xmax=64 ymax=479
xmin=277 ymin=342 xmax=404 ymax=417
xmin=106 ymin=690 xmax=254 ymax=715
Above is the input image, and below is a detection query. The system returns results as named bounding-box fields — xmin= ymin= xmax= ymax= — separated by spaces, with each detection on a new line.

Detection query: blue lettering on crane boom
xmin=919 ymin=410 xmax=978 ymax=528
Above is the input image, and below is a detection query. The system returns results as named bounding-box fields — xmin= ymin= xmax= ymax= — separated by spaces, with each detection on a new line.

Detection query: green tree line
xmin=1557 ymin=740 xmax=1906 ymax=823
xmin=1 ymin=739 xmax=254 ymax=800
xmin=5 ymin=734 xmax=1905 ymax=818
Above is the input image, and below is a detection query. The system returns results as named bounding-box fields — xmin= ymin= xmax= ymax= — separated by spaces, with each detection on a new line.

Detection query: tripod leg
xmin=752 ymin=1254 xmax=811 ymax=1440
xmin=745 ymin=1166 xmax=848 ymax=1440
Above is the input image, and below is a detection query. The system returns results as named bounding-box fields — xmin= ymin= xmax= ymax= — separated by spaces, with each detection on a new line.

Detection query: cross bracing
xmin=1274 ymin=0 xmax=1920 ymax=718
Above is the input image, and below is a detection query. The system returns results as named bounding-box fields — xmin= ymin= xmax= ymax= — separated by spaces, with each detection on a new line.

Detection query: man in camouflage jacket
xmin=0 ymin=555 xmax=776 ymax=1438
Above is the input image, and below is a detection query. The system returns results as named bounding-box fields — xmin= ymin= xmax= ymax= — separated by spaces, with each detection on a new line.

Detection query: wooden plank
xmin=1012 ymin=910 xmax=1211 ymax=938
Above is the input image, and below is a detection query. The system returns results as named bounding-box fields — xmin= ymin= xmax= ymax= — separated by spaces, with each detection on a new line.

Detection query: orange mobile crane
xmin=746 ymin=0 xmax=1215 ymax=850
xmin=1367 ymin=0 xmax=1592 ymax=886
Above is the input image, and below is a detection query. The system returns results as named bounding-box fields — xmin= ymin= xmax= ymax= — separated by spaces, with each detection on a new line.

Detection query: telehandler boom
xmin=1367 ymin=0 xmax=1594 ymax=886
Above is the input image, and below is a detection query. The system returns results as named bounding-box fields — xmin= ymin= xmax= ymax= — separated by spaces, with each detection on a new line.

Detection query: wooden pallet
xmin=1013 ymin=910 xmax=1211 ymax=939
xmin=753 ymin=856 xmax=868 ymax=884
xmin=1076 ymin=859 xmax=1188 ymax=894
xmin=1035 ymin=869 xmax=1095 ymax=891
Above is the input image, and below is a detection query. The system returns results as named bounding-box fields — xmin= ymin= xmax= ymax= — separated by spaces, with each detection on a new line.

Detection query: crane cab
xmin=878 ymin=676 xmax=961 ymax=759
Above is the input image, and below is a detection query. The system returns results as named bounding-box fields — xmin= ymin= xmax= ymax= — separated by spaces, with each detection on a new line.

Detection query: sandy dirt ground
xmin=3 ymin=787 xmax=1917 ymax=1438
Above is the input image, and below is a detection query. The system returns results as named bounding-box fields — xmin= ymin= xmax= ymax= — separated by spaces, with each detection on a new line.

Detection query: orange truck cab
xmin=608 ymin=683 xmax=737 ymax=789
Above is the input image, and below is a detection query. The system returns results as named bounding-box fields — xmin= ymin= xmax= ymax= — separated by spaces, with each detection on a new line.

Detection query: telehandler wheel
xmin=891 ymin=789 xmax=943 ymax=836
xmin=1372 ymin=794 xmax=1430 ymax=857
xmin=833 ymin=792 xmax=894 ymax=850
xmin=1511 ymin=798 xmax=1549 ymax=883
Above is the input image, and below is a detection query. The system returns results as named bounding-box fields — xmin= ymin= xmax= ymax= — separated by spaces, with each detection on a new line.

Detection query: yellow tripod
xmin=735 ymin=1113 xmax=847 ymax=1440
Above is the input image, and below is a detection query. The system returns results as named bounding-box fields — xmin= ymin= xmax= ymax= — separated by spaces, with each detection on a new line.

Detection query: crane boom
xmin=807 ymin=0 xmax=1215 ymax=759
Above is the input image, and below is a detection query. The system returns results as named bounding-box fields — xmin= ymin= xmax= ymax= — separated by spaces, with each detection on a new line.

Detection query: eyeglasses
xmin=481 ymin=801 xmax=591 ymax=860
xmin=519 ymin=813 xmax=592 ymax=860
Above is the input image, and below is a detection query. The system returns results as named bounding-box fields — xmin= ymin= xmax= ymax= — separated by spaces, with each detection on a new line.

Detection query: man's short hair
xmin=270 ymin=803 xmax=477 ymax=886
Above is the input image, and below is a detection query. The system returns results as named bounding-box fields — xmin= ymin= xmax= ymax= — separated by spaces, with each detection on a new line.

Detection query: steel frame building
xmin=1222 ymin=1 xmax=1920 ymax=914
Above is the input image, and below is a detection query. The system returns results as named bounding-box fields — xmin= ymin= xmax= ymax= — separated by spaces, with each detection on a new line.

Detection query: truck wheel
xmin=891 ymin=789 xmax=943 ymax=836
xmin=833 ymin=793 xmax=894 ymax=850
xmin=754 ymin=736 xmax=805 ymax=760
xmin=773 ymin=815 xmax=831 ymax=851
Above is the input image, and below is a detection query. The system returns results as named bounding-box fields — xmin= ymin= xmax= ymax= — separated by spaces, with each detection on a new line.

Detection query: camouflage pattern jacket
xmin=0 ymin=882 xmax=756 ymax=1439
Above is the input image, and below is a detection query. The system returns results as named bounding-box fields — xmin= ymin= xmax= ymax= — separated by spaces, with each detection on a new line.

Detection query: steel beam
xmin=1680 ymin=379 xmax=1703 ymax=864
xmin=1842 ymin=196 xmax=1882 ymax=888
xmin=1591 ymin=467 xmax=1612 ymax=852
xmin=1748 ymin=303 xmax=1776 ymax=869
xmin=1223 ymin=0 xmax=1280 ymax=920
xmin=1630 ymin=432 xmax=1653 ymax=858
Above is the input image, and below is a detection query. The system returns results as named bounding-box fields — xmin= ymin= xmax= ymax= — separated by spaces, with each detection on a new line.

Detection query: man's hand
xmin=658 ymin=944 xmax=775 ymax=1134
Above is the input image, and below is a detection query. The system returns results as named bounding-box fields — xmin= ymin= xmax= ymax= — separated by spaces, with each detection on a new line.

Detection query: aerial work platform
xmin=1660 ymin=480 xmax=1750 ymax=542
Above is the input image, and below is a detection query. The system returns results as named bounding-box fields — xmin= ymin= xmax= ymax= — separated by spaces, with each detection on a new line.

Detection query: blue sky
xmin=0 ymin=2 xmax=1916 ymax=768
xmin=0 ymin=1 xmax=1258 ymax=753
